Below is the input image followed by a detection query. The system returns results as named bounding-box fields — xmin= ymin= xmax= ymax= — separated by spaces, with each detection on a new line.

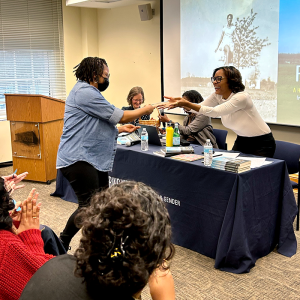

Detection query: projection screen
xmin=161 ymin=0 xmax=300 ymax=126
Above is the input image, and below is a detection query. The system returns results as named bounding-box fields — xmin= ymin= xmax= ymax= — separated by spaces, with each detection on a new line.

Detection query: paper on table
xmin=212 ymin=152 xmax=273 ymax=168
xmin=213 ymin=152 xmax=240 ymax=158
xmin=235 ymin=157 xmax=268 ymax=168
xmin=260 ymin=161 xmax=273 ymax=167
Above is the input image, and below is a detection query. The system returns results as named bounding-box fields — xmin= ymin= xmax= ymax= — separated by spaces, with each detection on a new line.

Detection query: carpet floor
xmin=1 ymin=166 xmax=300 ymax=299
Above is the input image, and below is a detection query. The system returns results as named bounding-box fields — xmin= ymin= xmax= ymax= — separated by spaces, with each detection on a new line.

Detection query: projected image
xmin=214 ymin=13 xmax=238 ymax=66
xmin=277 ymin=0 xmax=300 ymax=126
xmin=180 ymin=0 xmax=279 ymax=122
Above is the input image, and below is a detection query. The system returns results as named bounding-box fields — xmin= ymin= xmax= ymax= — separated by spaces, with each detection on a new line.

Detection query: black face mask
xmin=97 ymin=77 xmax=109 ymax=92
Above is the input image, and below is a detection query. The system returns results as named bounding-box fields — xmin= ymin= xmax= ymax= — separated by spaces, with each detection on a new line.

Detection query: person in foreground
xmin=163 ymin=66 xmax=276 ymax=157
xmin=0 ymin=179 xmax=53 ymax=300
xmin=159 ymin=90 xmax=218 ymax=148
xmin=57 ymin=57 xmax=156 ymax=250
xmin=122 ymin=86 xmax=151 ymax=125
xmin=20 ymin=181 xmax=175 ymax=300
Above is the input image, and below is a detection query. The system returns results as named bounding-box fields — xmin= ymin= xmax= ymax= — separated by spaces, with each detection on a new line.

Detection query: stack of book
xmin=211 ymin=157 xmax=251 ymax=173
xmin=153 ymin=146 xmax=194 ymax=157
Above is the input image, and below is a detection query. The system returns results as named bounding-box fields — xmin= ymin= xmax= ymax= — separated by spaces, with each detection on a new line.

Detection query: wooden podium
xmin=5 ymin=94 xmax=65 ymax=183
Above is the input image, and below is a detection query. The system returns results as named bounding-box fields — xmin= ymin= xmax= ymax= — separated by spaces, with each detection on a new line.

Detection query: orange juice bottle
xmin=166 ymin=122 xmax=174 ymax=147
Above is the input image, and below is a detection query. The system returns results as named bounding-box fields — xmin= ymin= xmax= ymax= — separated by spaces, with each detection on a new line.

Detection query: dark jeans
xmin=232 ymin=132 xmax=276 ymax=158
xmin=60 ymin=161 xmax=109 ymax=249
xmin=40 ymin=225 xmax=66 ymax=256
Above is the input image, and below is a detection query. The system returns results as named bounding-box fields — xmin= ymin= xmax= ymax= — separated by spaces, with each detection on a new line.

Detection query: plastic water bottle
xmin=204 ymin=139 xmax=213 ymax=166
xmin=141 ymin=128 xmax=149 ymax=151
xmin=173 ymin=123 xmax=180 ymax=147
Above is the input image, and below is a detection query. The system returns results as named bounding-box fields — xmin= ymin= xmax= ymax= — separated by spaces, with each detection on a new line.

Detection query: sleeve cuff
xmin=18 ymin=229 xmax=45 ymax=253
xmin=110 ymin=107 xmax=124 ymax=125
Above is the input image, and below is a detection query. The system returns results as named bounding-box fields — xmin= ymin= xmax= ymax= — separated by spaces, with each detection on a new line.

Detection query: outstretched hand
xmin=2 ymin=172 xmax=28 ymax=195
xmin=118 ymin=124 xmax=141 ymax=134
xmin=144 ymin=104 xmax=155 ymax=114
xmin=17 ymin=188 xmax=41 ymax=234
xmin=155 ymin=96 xmax=183 ymax=110
xmin=163 ymin=96 xmax=182 ymax=103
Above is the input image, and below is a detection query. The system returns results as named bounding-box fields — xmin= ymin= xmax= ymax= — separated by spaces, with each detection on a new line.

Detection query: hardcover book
xmin=153 ymin=146 xmax=195 ymax=157
xmin=171 ymin=154 xmax=204 ymax=162
xmin=165 ymin=146 xmax=194 ymax=154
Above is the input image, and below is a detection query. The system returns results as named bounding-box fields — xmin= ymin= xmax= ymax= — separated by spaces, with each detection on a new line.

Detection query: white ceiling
xmin=66 ymin=0 xmax=155 ymax=9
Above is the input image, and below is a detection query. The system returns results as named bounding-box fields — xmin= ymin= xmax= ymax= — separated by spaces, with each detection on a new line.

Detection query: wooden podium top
xmin=5 ymin=94 xmax=65 ymax=123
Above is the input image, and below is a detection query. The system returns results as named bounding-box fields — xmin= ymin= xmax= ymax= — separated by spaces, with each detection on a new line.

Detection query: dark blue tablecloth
xmin=51 ymin=144 xmax=297 ymax=273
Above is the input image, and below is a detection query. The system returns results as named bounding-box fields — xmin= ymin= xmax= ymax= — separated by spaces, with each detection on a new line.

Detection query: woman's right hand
xmin=160 ymin=96 xmax=187 ymax=110
xmin=17 ymin=188 xmax=41 ymax=234
xmin=144 ymin=104 xmax=155 ymax=115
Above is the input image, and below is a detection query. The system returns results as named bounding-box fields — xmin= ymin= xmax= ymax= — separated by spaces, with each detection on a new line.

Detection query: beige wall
xmin=97 ymin=2 xmax=161 ymax=117
xmin=62 ymin=0 xmax=299 ymax=147
xmin=0 ymin=121 xmax=12 ymax=162
xmin=62 ymin=0 xmax=161 ymax=117
xmin=62 ymin=2 xmax=83 ymax=94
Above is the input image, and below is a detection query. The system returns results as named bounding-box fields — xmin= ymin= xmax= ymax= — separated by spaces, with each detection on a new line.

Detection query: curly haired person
xmin=20 ymin=182 xmax=175 ymax=300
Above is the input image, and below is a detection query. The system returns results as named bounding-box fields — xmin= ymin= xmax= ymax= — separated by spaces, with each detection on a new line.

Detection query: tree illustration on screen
xmin=233 ymin=10 xmax=270 ymax=69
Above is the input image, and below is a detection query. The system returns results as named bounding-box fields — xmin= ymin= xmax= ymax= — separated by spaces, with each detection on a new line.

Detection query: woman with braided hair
xmin=20 ymin=181 xmax=175 ymax=300
xmin=57 ymin=57 xmax=156 ymax=251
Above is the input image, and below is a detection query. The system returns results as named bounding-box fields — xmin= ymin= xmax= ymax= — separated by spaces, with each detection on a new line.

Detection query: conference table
xmin=52 ymin=144 xmax=297 ymax=274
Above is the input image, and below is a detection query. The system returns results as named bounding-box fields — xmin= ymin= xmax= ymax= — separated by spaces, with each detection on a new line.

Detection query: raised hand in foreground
xmin=17 ymin=188 xmax=41 ymax=235
xmin=2 ymin=172 xmax=28 ymax=195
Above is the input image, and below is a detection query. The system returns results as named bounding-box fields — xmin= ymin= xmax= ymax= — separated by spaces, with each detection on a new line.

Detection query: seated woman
xmin=20 ymin=181 xmax=175 ymax=300
xmin=159 ymin=90 xmax=218 ymax=148
xmin=0 ymin=179 xmax=54 ymax=300
xmin=122 ymin=86 xmax=151 ymax=125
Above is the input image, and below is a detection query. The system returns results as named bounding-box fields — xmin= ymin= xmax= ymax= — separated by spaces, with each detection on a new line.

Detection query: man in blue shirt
xmin=57 ymin=57 xmax=154 ymax=250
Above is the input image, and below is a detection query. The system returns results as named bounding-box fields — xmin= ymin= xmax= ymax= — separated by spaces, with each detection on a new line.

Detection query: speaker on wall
xmin=138 ymin=4 xmax=153 ymax=21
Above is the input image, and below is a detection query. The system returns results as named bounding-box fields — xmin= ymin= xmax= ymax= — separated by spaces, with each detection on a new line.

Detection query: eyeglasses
xmin=132 ymin=98 xmax=143 ymax=102
xmin=101 ymin=74 xmax=110 ymax=79
xmin=211 ymin=76 xmax=225 ymax=83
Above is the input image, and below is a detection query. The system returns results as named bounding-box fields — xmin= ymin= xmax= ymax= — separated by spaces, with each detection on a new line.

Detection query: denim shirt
xmin=56 ymin=81 xmax=124 ymax=172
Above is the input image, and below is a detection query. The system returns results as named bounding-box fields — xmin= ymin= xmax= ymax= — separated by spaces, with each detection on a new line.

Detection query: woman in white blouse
xmin=163 ymin=66 xmax=276 ymax=158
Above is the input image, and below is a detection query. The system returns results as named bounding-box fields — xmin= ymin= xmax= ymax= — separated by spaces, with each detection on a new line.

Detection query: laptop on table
xmin=136 ymin=124 xmax=165 ymax=146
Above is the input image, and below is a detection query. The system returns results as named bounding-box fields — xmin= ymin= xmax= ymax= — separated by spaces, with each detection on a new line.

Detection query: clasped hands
xmin=11 ymin=188 xmax=41 ymax=235
xmin=3 ymin=172 xmax=41 ymax=234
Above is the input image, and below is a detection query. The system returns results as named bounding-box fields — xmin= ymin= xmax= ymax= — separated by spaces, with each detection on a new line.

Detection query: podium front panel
xmin=11 ymin=121 xmax=41 ymax=159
